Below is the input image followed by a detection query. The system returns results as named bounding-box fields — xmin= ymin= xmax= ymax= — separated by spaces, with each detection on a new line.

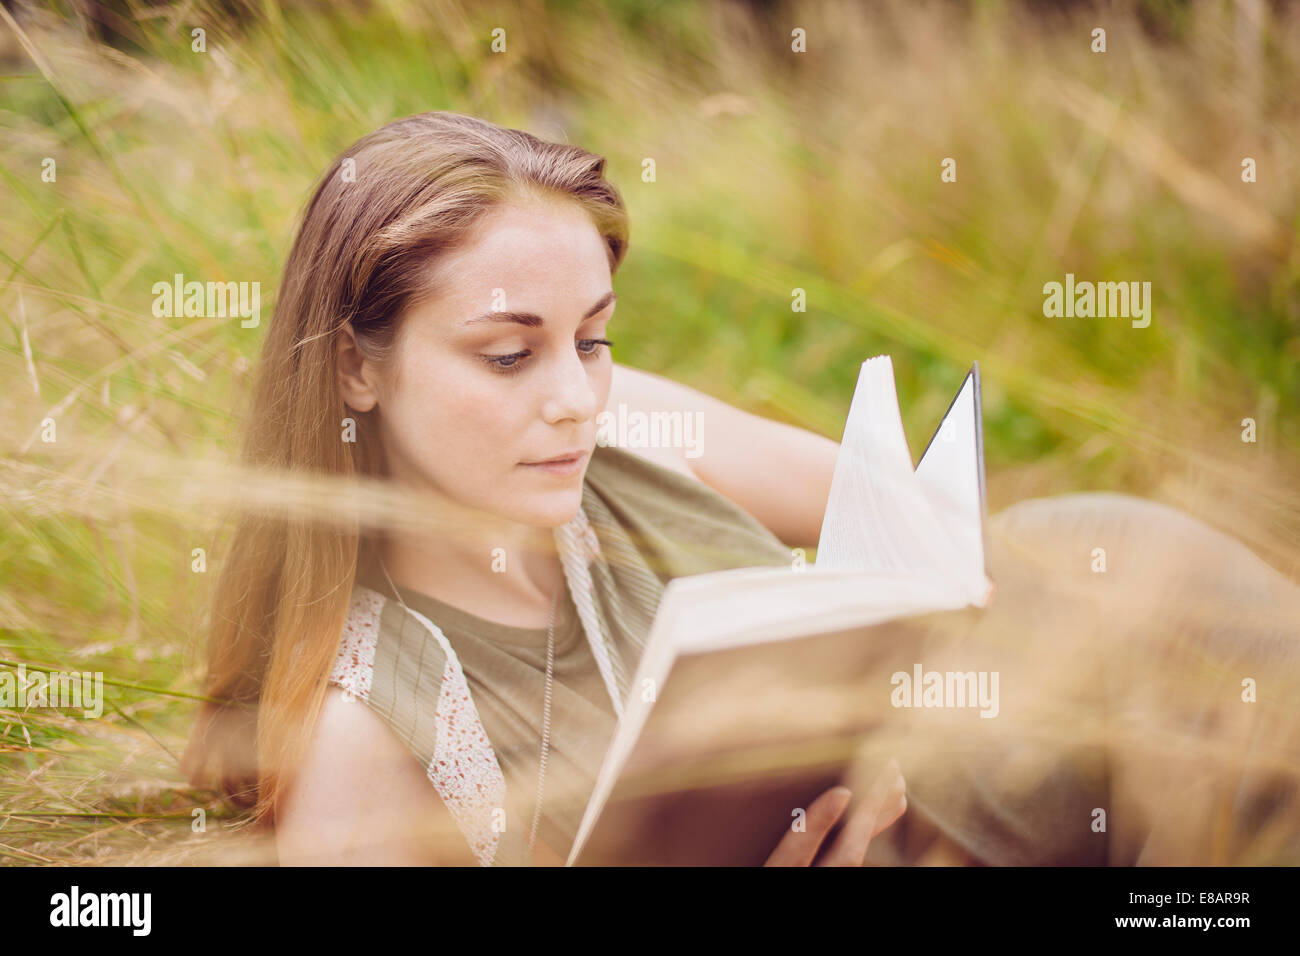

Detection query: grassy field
xmin=1 ymin=0 xmax=1297 ymax=863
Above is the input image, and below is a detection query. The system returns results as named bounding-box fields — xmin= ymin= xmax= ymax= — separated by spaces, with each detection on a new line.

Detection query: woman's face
xmin=349 ymin=197 xmax=617 ymax=529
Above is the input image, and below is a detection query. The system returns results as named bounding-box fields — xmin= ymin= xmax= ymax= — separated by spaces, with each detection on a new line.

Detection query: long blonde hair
xmin=179 ymin=111 xmax=629 ymax=828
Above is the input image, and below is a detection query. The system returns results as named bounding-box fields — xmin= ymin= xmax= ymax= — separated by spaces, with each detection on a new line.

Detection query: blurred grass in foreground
xmin=0 ymin=0 xmax=1297 ymax=862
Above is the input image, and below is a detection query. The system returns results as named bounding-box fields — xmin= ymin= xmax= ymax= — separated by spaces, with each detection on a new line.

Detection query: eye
xmin=480 ymin=338 xmax=614 ymax=376
xmin=481 ymin=349 xmax=531 ymax=374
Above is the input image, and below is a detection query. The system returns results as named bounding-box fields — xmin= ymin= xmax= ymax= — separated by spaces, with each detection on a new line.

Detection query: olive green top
xmin=351 ymin=443 xmax=795 ymax=863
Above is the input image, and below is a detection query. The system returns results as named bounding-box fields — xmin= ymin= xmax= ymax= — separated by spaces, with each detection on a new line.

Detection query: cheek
xmin=380 ymin=354 xmax=524 ymax=479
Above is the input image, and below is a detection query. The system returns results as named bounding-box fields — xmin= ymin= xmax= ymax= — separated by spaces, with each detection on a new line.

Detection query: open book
xmin=567 ymin=355 xmax=992 ymax=866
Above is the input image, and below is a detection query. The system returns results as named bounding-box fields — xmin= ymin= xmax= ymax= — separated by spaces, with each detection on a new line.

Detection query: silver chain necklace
xmin=376 ymin=553 xmax=559 ymax=864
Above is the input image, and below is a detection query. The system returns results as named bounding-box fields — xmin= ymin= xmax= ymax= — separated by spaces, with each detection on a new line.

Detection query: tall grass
xmin=1 ymin=0 xmax=1297 ymax=863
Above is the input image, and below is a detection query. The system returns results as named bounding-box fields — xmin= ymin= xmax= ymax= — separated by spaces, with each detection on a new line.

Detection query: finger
xmin=819 ymin=764 xmax=905 ymax=866
xmin=857 ymin=791 xmax=908 ymax=868
xmin=868 ymin=760 xmax=908 ymax=837
xmin=818 ymin=760 xmax=906 ymax=866
xmin=764 ymin=785 xmax=853 ymax=867
xmin=871 ymin=790 xmax=907 ymax=838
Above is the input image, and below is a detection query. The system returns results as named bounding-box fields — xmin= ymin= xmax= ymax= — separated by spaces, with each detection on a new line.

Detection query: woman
xmin=180 ymin=110 xmax=906 ymax=866
xmin=182 ymin=110 xmax=1300 ymax=867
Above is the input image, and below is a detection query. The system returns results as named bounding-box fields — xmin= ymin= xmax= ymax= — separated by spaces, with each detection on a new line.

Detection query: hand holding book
xmin=763 ymin=758 xmax=908 ymax=866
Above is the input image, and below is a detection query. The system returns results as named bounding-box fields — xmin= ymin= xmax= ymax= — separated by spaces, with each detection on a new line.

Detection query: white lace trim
xmin=329 ymin=587 xmax=383 ymax=703
xmin=328 ymin=586 xmax=506 ymax=865
xmin=399 ymin=604 xmax=507 ymax=867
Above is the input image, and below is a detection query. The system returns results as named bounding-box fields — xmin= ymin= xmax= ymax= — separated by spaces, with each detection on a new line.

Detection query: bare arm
xmin=275 ymin=686 xmax=475 ymax=865
xmin=605 ymin=363 xmax=840 ymax=549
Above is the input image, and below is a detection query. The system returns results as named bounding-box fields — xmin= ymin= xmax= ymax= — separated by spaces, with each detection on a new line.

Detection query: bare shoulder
xmin=275 ymin=685 xmax=473 ymax=865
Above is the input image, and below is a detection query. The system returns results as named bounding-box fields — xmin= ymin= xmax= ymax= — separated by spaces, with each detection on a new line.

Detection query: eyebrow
xmin=463 ymin=291 xmax=617 ymax=328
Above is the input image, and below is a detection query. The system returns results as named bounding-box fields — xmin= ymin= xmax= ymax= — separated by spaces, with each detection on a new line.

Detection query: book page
xmin=814 ymin=356 xmax=980 ymax=600
xmin=915 ymin=365 xmax=987 ymax=593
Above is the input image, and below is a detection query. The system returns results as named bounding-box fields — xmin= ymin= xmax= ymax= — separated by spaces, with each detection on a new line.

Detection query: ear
xmin=336 ymin=323 xmax=380 ymax=413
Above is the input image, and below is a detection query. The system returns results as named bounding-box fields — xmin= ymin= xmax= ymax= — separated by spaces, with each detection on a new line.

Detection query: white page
xmin=813 ymin=357 xmax=980 ymax=601
xmin=915 ymin=368 xmax=986 ymax=594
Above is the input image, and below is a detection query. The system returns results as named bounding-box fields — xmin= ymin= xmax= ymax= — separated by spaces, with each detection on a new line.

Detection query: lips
xmin=522 ymin=449 xmax=587 ymax=466
xmin=518 ymin=448 xmax=589 ymax=478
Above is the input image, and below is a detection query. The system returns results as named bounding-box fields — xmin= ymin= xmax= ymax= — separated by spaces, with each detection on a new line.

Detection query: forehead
xmin=428 ymin=198 xmax=612 ymax=312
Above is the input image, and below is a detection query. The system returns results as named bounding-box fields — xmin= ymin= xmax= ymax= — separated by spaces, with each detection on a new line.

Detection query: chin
xmin=514 ymin=484 xmax=586 ymax=529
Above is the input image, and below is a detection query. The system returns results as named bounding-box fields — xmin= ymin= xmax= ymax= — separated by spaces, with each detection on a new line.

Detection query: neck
xmin=378 ymin=498 xmax=566 ymax=627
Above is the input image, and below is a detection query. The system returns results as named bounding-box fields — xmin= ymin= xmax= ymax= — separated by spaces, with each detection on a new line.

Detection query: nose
xmin=540 ymin=346 xmax=600 ymax=426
